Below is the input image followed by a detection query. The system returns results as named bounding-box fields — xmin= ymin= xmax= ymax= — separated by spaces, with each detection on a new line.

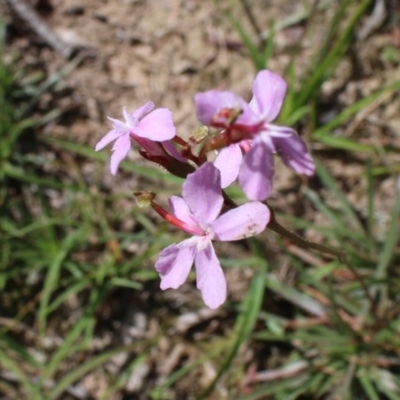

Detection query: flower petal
xmin=133 ymin=108 xmax=176 ymax=141
xmin=239 ymin=141 xmax=274 ymax=201
xmin=195 ymin=90 xmax=236 ymax=125
xmin=107 ymin=117 xmax=130 ymax=134
xmin=95 ymin=129 xmax=123 ymax=151
xmin=155 ymin=241 xmax=196 ymax=290
xmin=272 ymin=127 xmax=315 ymax=175
xmin=212 ymin=202 xmax=270 ymax=241
xmin=195 ymin=244 xmax=227 ymax=309
xmin=213 ymin=144 xmax=243 ymax=188
xmin=161 ymin=141 xmax=187 ymax=162
xmin=182 ymin=162 xmax=224 ymax=225
xmin=169 ymin=196 xmax=198 ymax=226
xmin=123 ymin=107 xmax=138 ymax=127
xmin=134 ymin=136 xmax=166 ymax=156
xmin=110 ymin=134 xmax=131 ymax=175
xmin=194 ymin=90 xmax=256 ymax=126
xmin=132 ymin=101 xmax=155 ymax=120
xmin=249 ymin=70 xmax=287 ymax=122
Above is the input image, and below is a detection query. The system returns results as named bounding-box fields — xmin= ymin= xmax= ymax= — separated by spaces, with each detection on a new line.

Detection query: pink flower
xmin=95 ymin=102 xmax=176 ymax=175
xmin=154 ymin=162 xmax=270 ymax=309
xmin=194 ymin=70 xmax=315 ymax=201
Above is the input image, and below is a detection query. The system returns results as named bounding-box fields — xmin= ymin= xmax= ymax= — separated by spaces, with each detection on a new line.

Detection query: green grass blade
xmin=49 ymin=343 xmax=144 ymax=399
xmin=297 ymin=0 xmax=372 ymax=106
xmin=260 ymin=20 xmax=275 ymax=68
xmin=316 ymin=136 xmax=377 ymax=152
xmin=150 ymin=353 xmax=211 ymax=399
xmin=41 ymin=137 xmax=183 ymax=184
xmin=200 ymin=257 xmax=267 ymax=398
xmin=313 ymin=80 xmax=400 ymax=140
xmin=18 ymin=56 xmax=82 ymax=119
xmin=100 ymin=353 xmax=152 ymax=400
xmin=315 ymin=161 xmax=364 ymax=233
xmin=311 ymin=0 xmax=352 ymax=67
xmin=228 ymin=14 xmax=264 ymax=70
xmin=359 ymin=371 xmax=380 ymax=400
xmin=110 ymin=277 xmax=143 ymax=290
xmin=38 ymin=229 xmax=85 ymax=335
xmin=237 ymin=374 xmax=309 ymax=400
xmin=366 ymin=159 xmax=378 ymax=254
xmin=47 ymin=278 xmax=92 ymax=313
xmin=4 ymin=163 xmax=78 ymax=190
xmin=0 ymin=334 xmax=42 ymax=369
xmin=375 ymin=189 xmax=400 ymax=280
xmin=304 ymin=188 xmax=347 ymax=233
xmin=265 ymin=274 xmax=325 ymax=317
xmin=373 ymin=187 xmax=400 ymax=313
xmin=42 ymin=311 xmax=91 ymax=381
xmin=0 ymin=348 xmax=41 ymax=397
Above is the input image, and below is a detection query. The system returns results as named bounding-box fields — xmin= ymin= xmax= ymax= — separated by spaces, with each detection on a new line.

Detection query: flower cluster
xmin=195 ymin=70 xmax=315 ymax=200
xmin=95 ymin=70 xmax=315 ymax=308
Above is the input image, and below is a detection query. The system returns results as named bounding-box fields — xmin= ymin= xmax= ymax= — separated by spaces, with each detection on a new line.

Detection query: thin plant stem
xmin=221 ymin=191 xmax=345 ymax=259
xmin=267 ymin=207 xmax=345 ymax=259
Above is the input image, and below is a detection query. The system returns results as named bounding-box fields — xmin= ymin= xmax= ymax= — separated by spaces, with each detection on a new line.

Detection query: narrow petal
xmin=169 ymin=196 xmax=198 ymax=227
xmin=239 ymin=142 xmax=274 ymax=201
xmin=110 ymin=134 xmax=131 ymax=175
xmin=239 ymin=139 xmax=252 ymax=153
xmin=155 ymin=241 xmax=196 ymax=290
xmin=266 ymin=124 xmax=293 ymax=138
xmin=272 ymin=127 xmax=315 ymax=175
xmin=161 ymin=141 xmax=187 ymax=162
xmin=134 ymin=136 xmax=166 ymax=156
xmin=123 ymin=107 xmax=138 ymax=127
xmin=213 ymin=144 xmax=243 ymax=188
xmin=212 ymin=202 xmax=270 ymax=241
xmin=107 ymin=117 xmax=130 ymax=133
xmin=95 ymin=129 xmax=123 ymax=151
xmin=132 ymin=101 xmax=155 ymax=120
xmin=133 ymin=108 xmax=176 ymax=141
xmin=249 ymin=70 xmax=287 ymax=122
xmin=258 ymin=131 xmax=276 ymax=152
xmin=195 ymin=244 xmax=227 ymax=309
xmin=182 ymin=163 xmax=223 ymax=225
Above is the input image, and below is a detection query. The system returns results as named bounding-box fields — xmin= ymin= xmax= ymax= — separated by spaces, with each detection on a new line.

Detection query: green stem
xmin=222 ymin=191 xmax=345 ymax=259
xmin=267 ymin=208 xmax=345 ymax=259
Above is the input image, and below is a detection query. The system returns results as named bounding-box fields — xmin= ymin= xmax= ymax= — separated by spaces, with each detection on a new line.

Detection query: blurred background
xmin=1 ymin=0 xmax=400 ymax=399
